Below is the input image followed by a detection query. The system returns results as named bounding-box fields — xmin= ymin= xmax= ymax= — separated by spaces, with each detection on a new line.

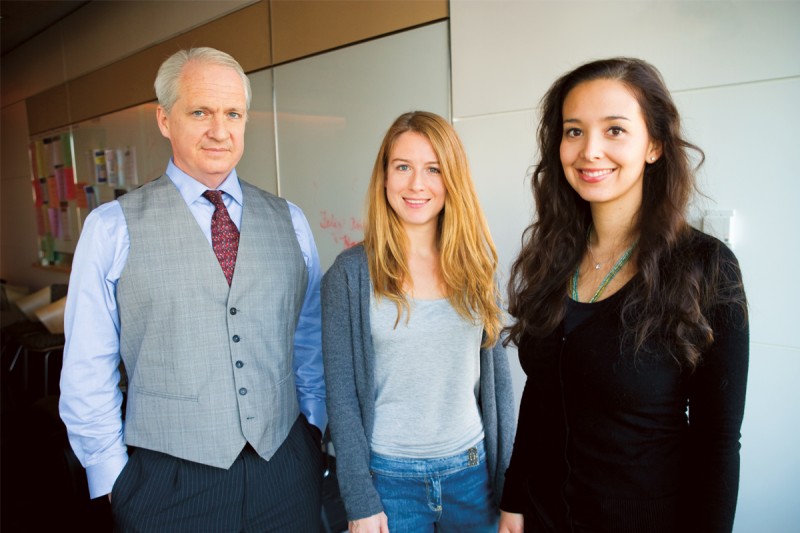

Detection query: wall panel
xmin=451 ymin=0 xmax=800 ymax=119
xmin=34 ymin=1 xmax=272 ymax=133
xmin=60 ymin=0 xmax=259 ymax=80
xmin=275 ymin=21 xmax=450 ymax=270
xmin=270 ymin=0 xmax=447 ymax=64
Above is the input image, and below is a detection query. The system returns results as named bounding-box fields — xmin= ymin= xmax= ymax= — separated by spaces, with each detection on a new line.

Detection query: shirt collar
xmin=165 ymin=159 xmax=243 ymax=207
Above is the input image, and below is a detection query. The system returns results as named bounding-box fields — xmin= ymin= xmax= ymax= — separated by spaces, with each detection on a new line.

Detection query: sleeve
xmin=499 ymin=375 xmax=537 ymax=513
xmin=489 ymin=333 xmax=517 ymax=506
xmin=684 ymin=246 xmax=749 ymax=532
xmin=321 ymin=256 xmax=385 ymax=520
xmin=58 ymin=205 xmax=128 ymax=499
xmin=288 ymin=202 xmax=327 ymax=433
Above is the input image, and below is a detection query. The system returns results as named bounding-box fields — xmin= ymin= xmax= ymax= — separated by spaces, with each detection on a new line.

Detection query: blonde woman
xmin=322 ymin=111 xmax=515 ymax=532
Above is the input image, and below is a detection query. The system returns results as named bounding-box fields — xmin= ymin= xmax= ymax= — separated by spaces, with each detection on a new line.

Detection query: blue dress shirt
xmin=59 ymin=161 xmax=326 ymax=498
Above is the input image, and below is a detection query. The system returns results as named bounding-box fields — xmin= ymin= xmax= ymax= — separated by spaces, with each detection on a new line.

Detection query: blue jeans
xmin=369 ymin=440 xmax=498 ymax=532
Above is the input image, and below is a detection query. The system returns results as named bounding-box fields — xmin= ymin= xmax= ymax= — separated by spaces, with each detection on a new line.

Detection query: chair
xmin=18 ymin=297 xmax=67 ymax=397
xmin=4 ymin=287 xmax=67 ymax=400
xmin=13 ymin=286 xmax=53 ymax=321
xmin=0 ymin=279 xmax=28 ymax=328
xmin=34 ymin=296 xmax=66 ymax=334
xmin=2 ymin=283 xmax=66 ymax=358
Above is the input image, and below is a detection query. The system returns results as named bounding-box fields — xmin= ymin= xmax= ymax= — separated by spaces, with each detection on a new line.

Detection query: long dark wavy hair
xmin=506 ymin=57 xmax=745 ymax=370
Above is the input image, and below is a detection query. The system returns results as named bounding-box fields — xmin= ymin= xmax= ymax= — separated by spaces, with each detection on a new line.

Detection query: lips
xmin=404 ymin=197 xmax=430 ymax=208
xmin=578 ymin=168 xmax=614 ymax=183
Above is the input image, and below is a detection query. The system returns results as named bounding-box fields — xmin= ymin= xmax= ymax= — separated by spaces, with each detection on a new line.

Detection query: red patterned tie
xmin=203 ymin=190 xmax=239 ymax=285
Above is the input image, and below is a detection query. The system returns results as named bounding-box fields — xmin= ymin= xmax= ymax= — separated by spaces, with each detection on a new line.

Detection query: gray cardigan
xmin=321 ymin=244 xmax=516 ymax=521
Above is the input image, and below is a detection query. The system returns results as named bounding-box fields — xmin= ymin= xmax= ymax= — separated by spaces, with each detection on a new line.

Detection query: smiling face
xmin=385 ymin=131 xmax=446 ymax=234
xmin=157 ymin=61 xmax=247 ymax=189
xmin=560 ymin=78 xmax=661 ymax=214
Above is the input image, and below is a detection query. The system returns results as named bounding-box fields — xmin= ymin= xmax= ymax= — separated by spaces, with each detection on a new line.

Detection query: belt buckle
xmin=467 ymin=446 xmax=478 ymax=466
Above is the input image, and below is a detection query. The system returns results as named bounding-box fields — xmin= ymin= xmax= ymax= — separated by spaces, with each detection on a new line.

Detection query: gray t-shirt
xmin=369 ymin=293 xmax=485 ymax=458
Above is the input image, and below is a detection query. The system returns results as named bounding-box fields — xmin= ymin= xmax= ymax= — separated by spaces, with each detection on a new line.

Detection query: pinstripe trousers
xmin=110 ymin=416 xmax=323 ymax=532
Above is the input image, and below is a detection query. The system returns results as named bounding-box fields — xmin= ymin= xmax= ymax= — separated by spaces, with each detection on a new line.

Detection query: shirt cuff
xmin=301 ymin=398 xmax=328 ymax=435
xmin=499 ymin=469 xmax=530 ymax=513
xmin=86 ymin=452 xmax=128 ymax=499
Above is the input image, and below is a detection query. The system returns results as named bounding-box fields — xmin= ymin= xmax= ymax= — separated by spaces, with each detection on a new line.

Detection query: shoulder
xmin=83 ymin=200 xmax=125 ymax=238
xmin=239 ymin=179 xmax=285 ymax=205
xmin=117 ymin=175 xmax=168 ymax=207
xmin=239 ymin=181 xmax=304 ymax=229
xmin=322 ymin=245 xmax=366 ymax=290
xmin=681 ymin=228 xmax=741 ymax=279
xmin=685 ymin=228 xmax=735 ymax=259
xmin=330 ymin=244 xmax=367 ymax=272
xmin=681 ymin=229 xmax=747 ymax=312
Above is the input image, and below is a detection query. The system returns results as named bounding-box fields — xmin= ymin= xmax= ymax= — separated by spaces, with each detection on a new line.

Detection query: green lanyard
xmin=571 ymin=243 xmax=636 ymax=303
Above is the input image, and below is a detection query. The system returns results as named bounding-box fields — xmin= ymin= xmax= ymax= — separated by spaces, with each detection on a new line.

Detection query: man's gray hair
xmin=154 ymin=47 xmax=251 ymax=113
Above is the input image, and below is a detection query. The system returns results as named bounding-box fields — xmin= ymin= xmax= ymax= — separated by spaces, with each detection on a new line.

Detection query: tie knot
xmin=203 ymin=190 xmax=225 ymax=209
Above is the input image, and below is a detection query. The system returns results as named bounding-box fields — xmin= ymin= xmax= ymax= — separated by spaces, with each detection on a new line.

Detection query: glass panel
xmin=29 ymin=129 xmax=79 ymax=266
xmin=238 ymin=68 xmax=278 ymax=194
xmin=71 ymin=102 xmax=171 ymax=193
xmin=275 ymin=22 xmax=450 ymax=270
xmin=29 ymin=102 xmax=171 ymax=265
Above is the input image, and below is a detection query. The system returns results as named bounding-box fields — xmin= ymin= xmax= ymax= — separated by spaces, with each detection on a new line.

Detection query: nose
xmin=409 ymin=169 xmax=425 ymax=191
xmin=580 ymin=132 xmax=604 ymax=161
xmin=207 ymin=114 xmax=229 ymax=140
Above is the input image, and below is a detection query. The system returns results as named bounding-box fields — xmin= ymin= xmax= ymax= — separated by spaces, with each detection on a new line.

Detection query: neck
xmin=403 ymin=225 xmax=439 ymax=257
xmin=589 ymin=204 xmax=638 ymax=251
xmin=402 ymin=224 xmax=443 ymax=299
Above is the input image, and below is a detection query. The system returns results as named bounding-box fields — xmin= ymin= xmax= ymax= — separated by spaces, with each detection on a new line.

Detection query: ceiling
xmin=0 ymin=0 xmax=90 ymax=57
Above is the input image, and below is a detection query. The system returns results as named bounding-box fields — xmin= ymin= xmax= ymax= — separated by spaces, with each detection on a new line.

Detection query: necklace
xmin=585 ymin=225 xmax=615 ymax=270
xmin=571 ymin=242 xmax=636 ymax=303
xmin=587 ymin=243 xmax=603 ymax=270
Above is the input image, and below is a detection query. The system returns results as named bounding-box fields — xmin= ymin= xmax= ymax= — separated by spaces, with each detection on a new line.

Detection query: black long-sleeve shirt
xmin=501 ymin=231 xmax=749 ymax=533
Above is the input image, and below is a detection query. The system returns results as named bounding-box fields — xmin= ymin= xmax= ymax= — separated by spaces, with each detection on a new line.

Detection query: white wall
xmin=449 ymin=1 xmax=800 ymax=530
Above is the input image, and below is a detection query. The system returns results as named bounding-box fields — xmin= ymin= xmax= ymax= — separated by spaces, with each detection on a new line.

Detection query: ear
xmin=156 ymin=106 xmax=171 ymax=140
xmin=647 ymin=140 xmax=663 ymax=164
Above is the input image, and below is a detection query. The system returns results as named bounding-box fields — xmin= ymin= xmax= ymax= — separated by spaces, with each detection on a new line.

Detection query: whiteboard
xmin=274 ymin=22 xmax=451 ymax=270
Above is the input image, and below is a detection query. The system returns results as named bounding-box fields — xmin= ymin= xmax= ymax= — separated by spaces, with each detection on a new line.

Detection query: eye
xmin=608 ymin=126 xmax=625 ymax=136
xmin=427 ymin=166 xmax=441 ymax=174
xmin=192 ymin=110 xmax=206 ymax=117
xmin=228 ymin=112 xmax=242 ymax=119
xmin=396 ymin=164 xmax=410 ymax=171
xmin=564 ymin=128 xmax=582 ymax=138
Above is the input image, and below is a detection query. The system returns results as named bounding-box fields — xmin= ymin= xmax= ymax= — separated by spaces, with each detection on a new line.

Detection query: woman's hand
xmin=348 ymin=512 xmax=389 ymax=533
xmin=498 ymin=510 xmax=524 ymax=533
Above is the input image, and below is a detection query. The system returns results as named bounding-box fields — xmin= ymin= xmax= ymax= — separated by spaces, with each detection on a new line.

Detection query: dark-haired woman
xmin=498 ymin=58 xmax=749 ymax=533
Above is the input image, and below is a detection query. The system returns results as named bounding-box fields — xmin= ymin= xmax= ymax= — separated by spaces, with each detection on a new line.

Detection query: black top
xmin=501 ymin=231 xmax=749 ymax=533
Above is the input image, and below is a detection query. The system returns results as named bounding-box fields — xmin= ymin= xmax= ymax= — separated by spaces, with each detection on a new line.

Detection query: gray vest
xmin=117 ymin=175 xmax=307 ymax=469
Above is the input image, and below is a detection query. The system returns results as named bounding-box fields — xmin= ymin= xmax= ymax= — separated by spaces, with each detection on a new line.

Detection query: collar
xmin=165 ymin=159 xmax=243 ymax=207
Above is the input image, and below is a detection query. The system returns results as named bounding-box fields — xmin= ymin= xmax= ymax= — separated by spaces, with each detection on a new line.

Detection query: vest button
xmin=235 ymin=361 xmax=244 ymax=368
xmin=232 ymin=335 xmax=240 ymax=342
xmin=230 ymin=307 xmax=237 ymax=315
xmin=239 ymin=388 xmax=247 ymax=396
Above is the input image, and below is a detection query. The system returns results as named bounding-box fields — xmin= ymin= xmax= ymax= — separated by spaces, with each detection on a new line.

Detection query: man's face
xmin=157 ymin=61 xmax=247 ymax=189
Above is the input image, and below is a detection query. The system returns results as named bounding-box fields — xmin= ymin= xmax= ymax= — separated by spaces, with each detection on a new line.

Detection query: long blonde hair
xmin=364 ymin=111 xmax=502 ymax=346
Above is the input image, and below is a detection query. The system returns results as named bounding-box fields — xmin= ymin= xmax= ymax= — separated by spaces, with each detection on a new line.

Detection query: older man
xmin=60 ymin=47 xmax=325 ymax=531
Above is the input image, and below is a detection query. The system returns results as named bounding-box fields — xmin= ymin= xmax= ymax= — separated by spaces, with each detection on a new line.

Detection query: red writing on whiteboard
xmin=350 ymin=217 xmax=363 ymax=231
xmin=320 ymin=210 xmax=343 ymax=230
xmin=320 ymin=211 xmax=362 ymax=250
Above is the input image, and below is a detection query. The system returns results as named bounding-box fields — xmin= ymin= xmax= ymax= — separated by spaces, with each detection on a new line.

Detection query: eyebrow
xmin=563 ymin=115 xmax=631 ymax=124
xmin=190 ymin=105 xmax=244 ymax=113
xmin=391 ymin=157 xmax=439 ymax=165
